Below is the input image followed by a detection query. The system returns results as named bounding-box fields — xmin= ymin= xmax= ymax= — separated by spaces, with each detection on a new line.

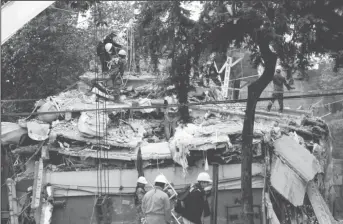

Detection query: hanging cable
xmin=2 ymin=87 xmax=343 ymax=103
xmin=2 ymin=91 xmax=343 ymax=117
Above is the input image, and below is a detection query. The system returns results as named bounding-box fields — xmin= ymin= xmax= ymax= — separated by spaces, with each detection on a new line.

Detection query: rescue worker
xmin=135 ymin=176 xmax=148 ymax=224
xmin=96 ymin=32 xmax=122 ymax=73
xmin=110 ymin=49 xmax=127 ymax=87
xmin=177 ymin=172 xmax=212 ymax=224
xmin=203 ymin=53 xmax=222 ymax=87
xmin=103 ymin=32 xmax=122 ymax=50
xmin=142 ymin=174 xmax=171 ymax=224
xmin=267 ymin=67 xmax=295 ymax=113
xmin=97 ymin=42 xmax=114 ymax=73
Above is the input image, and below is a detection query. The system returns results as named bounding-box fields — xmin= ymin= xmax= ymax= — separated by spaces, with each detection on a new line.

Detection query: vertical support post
xmin=6 ymin=178 xmax=19 ymax=224
xmin=39 ymin=185 xmax=54 ymax=224
xmin=222 ymin=57 xmax=232 ymax=98
xmin=210 ymin=163 xmax=219 ymax=224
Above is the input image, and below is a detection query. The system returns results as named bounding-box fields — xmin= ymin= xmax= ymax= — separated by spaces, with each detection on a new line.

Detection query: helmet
xmin=197 ymin=172 xmax=212 ymax=183
xmin=105 ymin=43 xmax=113 ymax=53
xmin=118 ymin=49 xmax=127 ymax=56
xmin=137 ymin=176 xmax=148 ymax=185
xmin=154 ymin=174 xmax=167 ymax=184
xmin=275 ymin=66 xmax=282 ymax=72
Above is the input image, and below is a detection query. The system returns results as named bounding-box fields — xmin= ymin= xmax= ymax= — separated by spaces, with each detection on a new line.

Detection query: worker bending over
xmin=135 ymin=176 xmax=148 ymax=224
xmin=175 ymin=172 xmax=212 ymax=224
xmin=267 ymin=66 xmax=295 ymax=113
xmin=96 ymin=32 xmax=122 ymax=73
xmin=142 ymin=174 xmax=171 ymax=224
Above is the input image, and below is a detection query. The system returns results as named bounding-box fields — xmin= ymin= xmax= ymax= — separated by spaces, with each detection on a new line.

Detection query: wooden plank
xmin=31 ymin=161 xmax=39 ymax=209
xmin=6 ymin=179 xmax=19 ymax=224
xmin=33 ymin=159 xmax=44 ymax=209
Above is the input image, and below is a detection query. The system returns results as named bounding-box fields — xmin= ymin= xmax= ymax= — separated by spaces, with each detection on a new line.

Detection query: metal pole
xmin=210 ymin=163 xmax=219 ymax=224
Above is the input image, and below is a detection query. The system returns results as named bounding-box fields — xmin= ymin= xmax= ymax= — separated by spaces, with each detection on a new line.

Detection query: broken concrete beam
xmin=6 ymin=178 xmax=19 ymax=224
xmin=190 ymin=105 xmax=301 ymax=125
xmin=307 ymin=180 xmax=337 ymax=224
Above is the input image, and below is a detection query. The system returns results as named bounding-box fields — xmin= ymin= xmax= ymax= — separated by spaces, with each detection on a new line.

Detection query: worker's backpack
xmin=174 ymin=183 xmax=201 ymax=214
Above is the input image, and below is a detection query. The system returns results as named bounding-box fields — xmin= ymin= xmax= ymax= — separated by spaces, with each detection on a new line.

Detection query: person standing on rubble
xmin=203 ymin=53 xmax=222 ymax=87
xmin=142 ymin=174 xmax=171 ymax=224
xmin=266 ymin=66 xmax=295 ymax=113
xmin=109 ymin=49 xmax=127 ymax=101
xmin=135 ymin=176 xmax=148 ymax=224
xmin=96 ymin=32 xmax=123 ymax=73
xmin=175 ymin=172 xmax=212 ymax=224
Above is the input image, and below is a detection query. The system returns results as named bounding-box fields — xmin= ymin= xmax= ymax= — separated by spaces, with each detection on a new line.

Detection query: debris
xmin=78 ymin=111 xmax=109 ymax=137
xmin=37 ymin=101 xmax=59 ymax=123
xmin=138 ymin=98 xmax=155 ymax=113
xmin=27 ymin=121 xmax=50 ymax=141
xmin=270 ymin=156 xmax=307 ymax=206
xmin=1 ymin=122 xmax=28 ymax=146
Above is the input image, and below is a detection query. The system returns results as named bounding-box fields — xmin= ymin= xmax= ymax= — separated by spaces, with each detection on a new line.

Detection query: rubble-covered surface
xmin=1 ymin=70 xmax=341 ymax=224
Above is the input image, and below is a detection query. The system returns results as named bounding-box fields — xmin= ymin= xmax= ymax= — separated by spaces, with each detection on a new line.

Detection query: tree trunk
xmin=241 ymin=38 xmax=277 ymax=224
xmin=173 ymin=50 xmax=191 ymax=123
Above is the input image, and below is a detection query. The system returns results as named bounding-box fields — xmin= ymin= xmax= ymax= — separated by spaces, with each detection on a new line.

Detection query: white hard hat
xmin=118 ymin=49 xmax=127 ymax=56
xmin=105 ymin=43 xmax=113 ymax=53
xmin=276 ymin=66 xmax=282 ymax=71
xmin=197 ymin=172 xmax=212 ymax=183
xmin=137 ymin=176 xmax=148 ymax=185
xmin=154 ymin=174 xmax=167 ymax=184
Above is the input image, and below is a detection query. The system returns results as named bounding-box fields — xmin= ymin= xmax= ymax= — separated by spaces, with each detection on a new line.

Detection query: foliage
xmin=136 ymin=1 xmax=201 ymax=122
xmin=1 ymin=2 xmax=97 ymax=119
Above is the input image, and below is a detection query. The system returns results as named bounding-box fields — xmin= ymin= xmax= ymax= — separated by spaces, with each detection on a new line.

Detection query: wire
xmin=1 ymin=87 xmax=343 ymax=103
xmin=2 ymin=91 xmax=343 ymax=117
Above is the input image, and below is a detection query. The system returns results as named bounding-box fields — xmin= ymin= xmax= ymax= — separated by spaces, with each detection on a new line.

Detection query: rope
xmin=3 ymin=91 xmax=343 ymax=117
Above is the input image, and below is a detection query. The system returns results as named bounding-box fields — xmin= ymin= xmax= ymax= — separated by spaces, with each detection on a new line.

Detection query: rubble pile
xmin=1 ymin=70 xmax=340 ymax=224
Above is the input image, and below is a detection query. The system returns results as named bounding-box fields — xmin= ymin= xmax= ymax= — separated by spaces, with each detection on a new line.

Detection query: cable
xmin=2 ymin=91 xmax=343 ymax=117
xmin=2 ymin=87 xmax=342 ymax=103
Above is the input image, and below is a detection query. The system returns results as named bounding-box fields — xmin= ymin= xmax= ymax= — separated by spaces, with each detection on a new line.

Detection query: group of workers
xmin=96 ymin=32 xmax=127 ymax=89
xmin=134 ymin=172 xmax=213 ymax=224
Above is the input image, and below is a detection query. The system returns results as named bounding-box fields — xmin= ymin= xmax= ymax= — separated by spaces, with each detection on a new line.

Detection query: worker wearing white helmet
xmin=110 ymin=49 xmax=127 ymax=99
xmin=135 ymin=176 xmax=148 ymax=224
xmin=96 ymin=32 xmax=122 ymax=73
xmin=118 ymin=49 xmax=127 ymax=56
xmin=105 ymin=43 xmax=113 ymax=53
xmin=175 ymin=172 xmax=212 ymax=224
xmin=142 ymin=174 xmax=171 ymax=224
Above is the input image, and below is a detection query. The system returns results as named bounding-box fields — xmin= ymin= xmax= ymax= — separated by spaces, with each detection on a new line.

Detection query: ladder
xmin=221 ymin=57 xmax=232 ymax=98
xmin=163 ymin=176 xmax=183 ymax=224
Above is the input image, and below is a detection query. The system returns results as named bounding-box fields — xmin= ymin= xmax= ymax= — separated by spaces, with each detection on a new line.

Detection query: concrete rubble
xmin=1 ymin=70 xmax=340 ymax=224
